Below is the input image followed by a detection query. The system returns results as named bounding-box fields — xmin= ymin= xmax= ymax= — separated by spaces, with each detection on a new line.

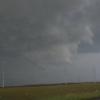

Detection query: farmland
xmin=0 ymin=83 xmax=100 ymax=100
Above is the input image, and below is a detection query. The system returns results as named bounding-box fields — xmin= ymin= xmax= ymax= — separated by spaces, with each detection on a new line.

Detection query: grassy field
xmin=0 ymin=83 xmax=100 ymax=100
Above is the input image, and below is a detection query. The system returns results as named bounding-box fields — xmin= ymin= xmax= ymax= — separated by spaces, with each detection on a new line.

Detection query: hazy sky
xmin=0 ymin=0 xmax=100 ymax=86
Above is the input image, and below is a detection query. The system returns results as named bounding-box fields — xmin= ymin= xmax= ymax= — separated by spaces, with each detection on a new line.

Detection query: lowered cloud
xmin=0 ymin=0 xmax=96 ymax=67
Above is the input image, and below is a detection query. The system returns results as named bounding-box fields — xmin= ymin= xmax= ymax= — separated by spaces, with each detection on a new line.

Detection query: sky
xmin=0 ymin=0 xmax=100 ymax=86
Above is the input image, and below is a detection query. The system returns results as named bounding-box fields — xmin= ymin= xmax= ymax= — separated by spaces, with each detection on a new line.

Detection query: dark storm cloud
xmin=0 ymin=0 xmax=100 ymax=85
xmin=78 ymin=0 xmax=100 ymax=53
xmin=0 ymin=0 xmax=83 ymax=16
xmin=0 ymin=0 xmax=99 ymax=86
xmin=0 ymin=0 xmax=95 ymax=64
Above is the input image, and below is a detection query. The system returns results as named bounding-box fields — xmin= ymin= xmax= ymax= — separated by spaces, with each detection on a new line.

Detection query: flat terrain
xmin=0 ymin=83 xmax=100 ymax=100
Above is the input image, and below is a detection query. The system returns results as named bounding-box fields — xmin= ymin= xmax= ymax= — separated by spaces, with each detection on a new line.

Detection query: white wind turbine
xmin=1 ymin=61 xmax=5 ymax=88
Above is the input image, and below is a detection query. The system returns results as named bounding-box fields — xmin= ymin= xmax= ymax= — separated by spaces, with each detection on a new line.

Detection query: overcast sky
xmin=0 ymin=0 xmax=100 ymax=86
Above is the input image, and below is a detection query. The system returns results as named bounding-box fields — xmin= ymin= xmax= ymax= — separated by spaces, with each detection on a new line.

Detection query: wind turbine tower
xmin=2 ymin=71 xmax=5 ymax=88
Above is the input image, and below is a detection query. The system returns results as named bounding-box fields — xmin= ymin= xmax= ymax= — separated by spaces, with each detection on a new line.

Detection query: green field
xmin=0 ymin=83 xmax=100 ymax=100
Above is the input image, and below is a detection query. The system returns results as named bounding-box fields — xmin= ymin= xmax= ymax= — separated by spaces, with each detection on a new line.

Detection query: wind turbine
xmin=1 ymin=61 xmax=5 ymax=88
xmin=2 ymin=71 xmax=5 ymax=88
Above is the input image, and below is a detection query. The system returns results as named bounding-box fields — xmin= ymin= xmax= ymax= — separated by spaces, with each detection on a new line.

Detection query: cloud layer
xmin=0 ymin=0 xmax=96 ymax=67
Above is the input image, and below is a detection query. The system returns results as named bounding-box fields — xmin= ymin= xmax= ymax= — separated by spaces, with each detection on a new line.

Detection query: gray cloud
xmin=0 ymin=0 xmax=99 ymax=86
xmin=0 ymin=0 xmax=100 ymax=84
xmin=0 ymin=0 xmax=95 ymax=63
